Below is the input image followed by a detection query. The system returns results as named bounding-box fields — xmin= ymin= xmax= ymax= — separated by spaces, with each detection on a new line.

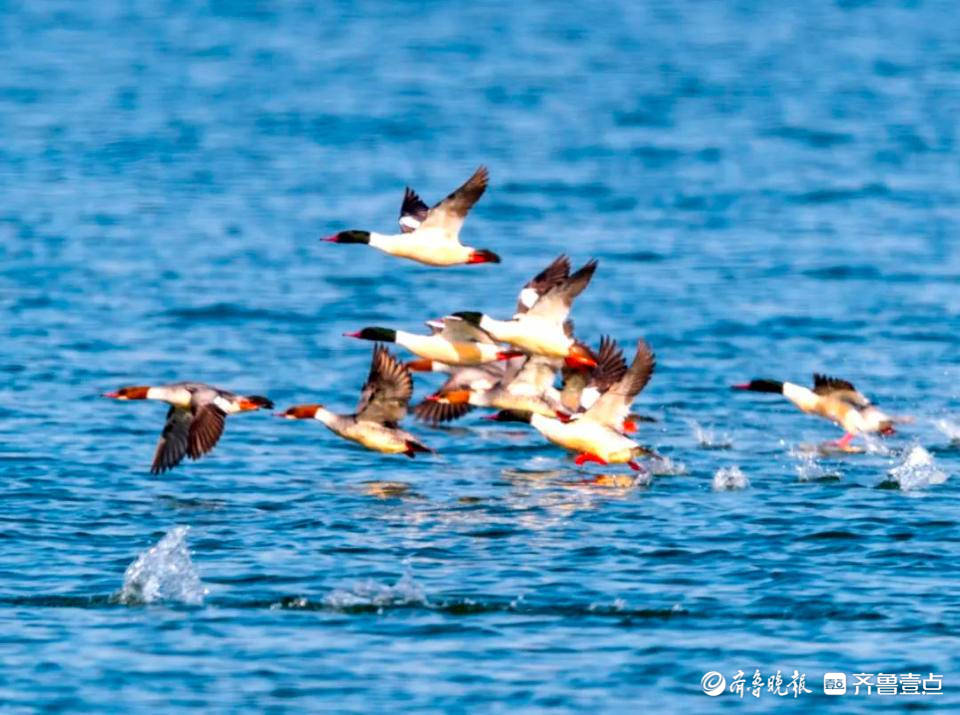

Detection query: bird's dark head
xmin=732 ymin=379 xmax=784 ymax=394
xmin=451 ymin=311 xmax=484 ymax=327
xmin=343 ymin=327 xmax=397 ymax=342
xmin=484 ymin=409 xmax=532 ymax=424
xmin=239 ymin=395 xmax=274 ymax=411
xmin=322 ymin=230 xmax=370 ymax=244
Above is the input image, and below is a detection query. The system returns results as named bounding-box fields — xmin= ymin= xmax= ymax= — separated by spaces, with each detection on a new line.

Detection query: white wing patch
xmin=579 ymin=386 xmax=600 ymax=410
xmin=519 ymin=287 xmax=539 ymax=311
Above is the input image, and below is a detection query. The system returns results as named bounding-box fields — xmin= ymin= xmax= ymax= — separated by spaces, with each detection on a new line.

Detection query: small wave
xmin=159 ymin=303 xmax=311 ymax=324
xmin=712 ymin=466 xmax=749 ymax=491
xmin=115 ymin=526 xmax=207 ymax=606
xmin=934 ymin=418 xmax=960 ymax=443
xmin=323 ymin=572 xmax=427 ymax=611
xmin=882 ymin=446 xmax=948 ymax=491
xmin=687 ymin=420 xmax=732 ymax=449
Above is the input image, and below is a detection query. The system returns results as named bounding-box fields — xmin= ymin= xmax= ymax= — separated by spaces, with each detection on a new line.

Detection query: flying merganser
xmin=732 ymin=373 xmax=900 ymax=448
xmin=279 ymin=344 xmax=432 ymax=457
xmin=421 ymin=354 xmax=573 ymax=423
xmin=102 ymin=383 xmax=273 ymax=474
xmin=487 ymin=339 xmax=657 ymax=470
xmin=322 ymin=166 xmax=500 ymax=266
xmin=343 ymin=317 xmax=522 ymax=366
xmin=450 ymin=256 xmax=599 ymax=368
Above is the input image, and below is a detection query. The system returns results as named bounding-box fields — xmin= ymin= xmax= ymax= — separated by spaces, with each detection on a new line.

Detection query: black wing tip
xmin=575 ymin=258 xmax=599 ymax=277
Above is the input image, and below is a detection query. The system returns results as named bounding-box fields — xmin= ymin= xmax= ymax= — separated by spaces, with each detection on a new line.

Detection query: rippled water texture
xmin=2 ymin=0 xmax=959 ymax=710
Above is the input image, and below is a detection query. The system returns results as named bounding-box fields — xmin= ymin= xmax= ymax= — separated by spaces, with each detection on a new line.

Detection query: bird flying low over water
xmin=488 ymin=338 xmax=658 ymax=471
xmin=732 ymin=373 xmax=903 ymax=448
xmin=344 ymin=317 xmax=524 ymax=366
xmin=102 ymin=383 xmax=273 ymax=474
xmin=450 ymin=255 xmax=599 ymax=369
xmin=279 ymin=345 xmax=432 ymax=458
xmin=322 ymin=166 xmax=500 ymax=266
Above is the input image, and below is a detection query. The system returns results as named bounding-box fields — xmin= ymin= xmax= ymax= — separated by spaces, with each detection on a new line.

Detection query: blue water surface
xmin=1 ymin=0 xmax=959 ymax=711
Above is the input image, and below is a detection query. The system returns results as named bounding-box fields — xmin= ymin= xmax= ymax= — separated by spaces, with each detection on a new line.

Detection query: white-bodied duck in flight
xmin=488 ymin=338 xmax=658 ymax=470
xmin=279 ymin=344 xmax=432 ymax=458
xmin=732 ymin=373 xmax=901 ymax=448
xmin=344 ymin=316 xmax=523 ymax=366
xmin=322 ymin=166 xmax=500 ymax=266
xmin=102 ymin=382 xmax=273 ymax=474
xmin=449 ymin=255 xmax=599 ymax=369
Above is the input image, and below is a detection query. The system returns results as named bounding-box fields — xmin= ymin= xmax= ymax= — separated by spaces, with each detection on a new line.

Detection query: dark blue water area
xmin=1 ymin=0 xmax=960 ymax=711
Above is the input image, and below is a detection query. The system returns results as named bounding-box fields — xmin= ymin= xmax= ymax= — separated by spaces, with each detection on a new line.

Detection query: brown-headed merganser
xmin=322 ymin=166 xmax=500 ymax=266
xmin=450 ymin=257 xmax=599 ymax=368
xmin=102 ymin=383 xmax=273 ymax=474
xmin=279 ymin=344 xmax=432 ymax=457
xmin=732 ymin=374 xmax=900 ymax=448
xmin=344 ymin=317 xmax=522 ymax=366
xmin=487 ymin=339 xmax=657 ymax=470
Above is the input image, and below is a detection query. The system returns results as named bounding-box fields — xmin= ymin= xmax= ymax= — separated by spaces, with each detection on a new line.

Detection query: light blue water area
xmin=1 ymin=0 xmax=959 ymax=710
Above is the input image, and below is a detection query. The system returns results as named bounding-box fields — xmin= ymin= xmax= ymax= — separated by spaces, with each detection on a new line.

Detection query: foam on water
xmin=116 ymin=526 xmax=207 ymax=606
xmin=712 ymin=466 xmax=749 ymax=491
xmin=884 ymin=446 xmax=948 ymax=492
xmin=323 ymin=571 xmax=427 ymax=611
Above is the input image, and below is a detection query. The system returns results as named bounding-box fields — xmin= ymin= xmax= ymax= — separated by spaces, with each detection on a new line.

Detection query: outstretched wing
xmin=812 ymin=373 xmax=870 ymax=407
xmin=399 ymin=186 xmax=430 ymax=233
xmin=584 ymin=339 xmax=655 ymax=428
xmin=188 ymin=403 xmax=226 ymax=460
xmin=503 ymin=355 xmax=559 ymax=397
xmin=515 ymin=254 xmax=571 ymax=315
xmin=356 ymin=344 xmax=414 ymax=424
xmin=413 ymin=399 xmax=476 ymax=424
xmin=437 ymin=315 xmax=496 ymax=344
xmin=416 ymin=166 xmax=488 ymax=238
xmin=812 ymin=373 xmax=857 ymax=395
xmin=524 ymin=259 xmax=598 ymax=324
xmin=573 ymin=335 xmax=628 ymax=411
xmin=151 ymin=406 xmax=192 ymax=474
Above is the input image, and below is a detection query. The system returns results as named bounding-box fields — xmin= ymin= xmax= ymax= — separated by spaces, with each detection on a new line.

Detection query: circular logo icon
xmin=701 ymin=671 xmax=726 ymax=697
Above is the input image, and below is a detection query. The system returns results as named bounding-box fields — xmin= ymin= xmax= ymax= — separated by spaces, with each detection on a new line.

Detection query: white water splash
xmin=935 ymin=418 xmax=960 ymax=443
xmin=885 ymin=446 xmax=948 ymax=491
xmin=861 ymin=433 xmax=893 ymax=456
xmin=648 ymin=456 xmax=687 ymax=476
xmin=792 ymin=450 xmax=830 ymax=482
xmin=712 ymin=466 xmax=749 ymax=491
xmin=687 ymin=420 xmax=733 ymax=449
xmin=117 ymin=526 xmax=207 ymax=606
xmin=323 ymin=571 xmax=427 ymax=611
